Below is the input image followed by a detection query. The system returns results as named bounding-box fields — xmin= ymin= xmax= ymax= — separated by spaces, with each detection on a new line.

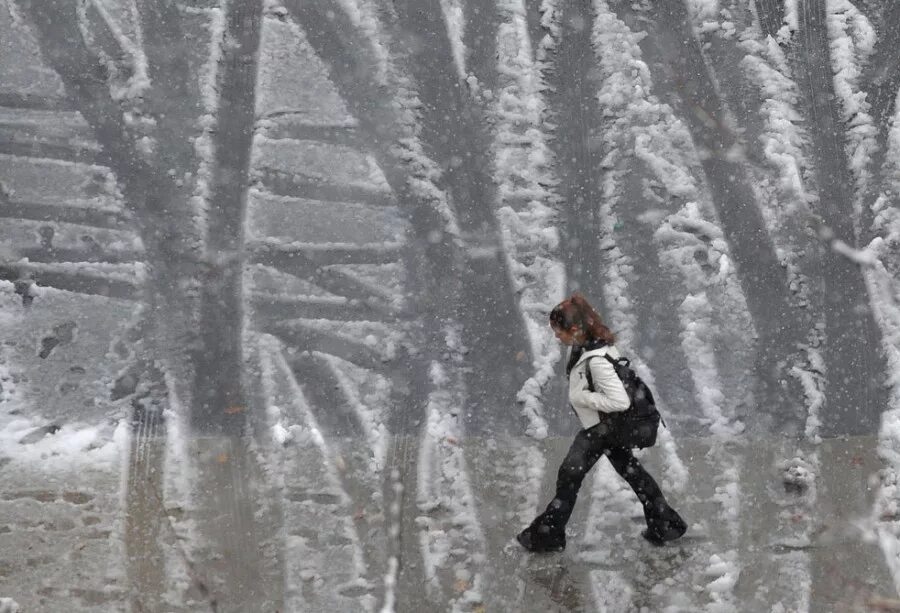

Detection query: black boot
xmin=516 ymin=522 xmax=566 ymax=553
xmin=642 ymin=503 xmax=687 ymax=545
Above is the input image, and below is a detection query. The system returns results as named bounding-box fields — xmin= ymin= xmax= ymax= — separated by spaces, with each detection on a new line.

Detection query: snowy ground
xmin=3 ymin=0 xmax=900 ymax=611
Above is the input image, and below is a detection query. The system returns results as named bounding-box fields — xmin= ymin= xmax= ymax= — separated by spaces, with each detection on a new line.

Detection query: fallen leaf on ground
xmin=868 ymin=596 xmax=900 ymax=611
xmin=215 ymin=452 xmax=229 ymax=464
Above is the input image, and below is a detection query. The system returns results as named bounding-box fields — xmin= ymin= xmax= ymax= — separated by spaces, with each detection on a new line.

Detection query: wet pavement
xmin=1 ymin=433 xmax=897 ymax=611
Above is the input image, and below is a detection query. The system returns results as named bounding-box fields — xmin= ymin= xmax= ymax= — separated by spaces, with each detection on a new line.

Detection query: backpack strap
xmin=588 ymin=354 xmax=667 ymax=428
xmin=602 ymin=354 xmax=623 ymax=367
xmin=584 ymin=354 xmax=619 ymax=391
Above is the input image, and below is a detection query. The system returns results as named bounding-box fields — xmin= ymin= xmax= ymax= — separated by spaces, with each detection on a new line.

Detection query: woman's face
xmin=552 ymin=325 xmax=579 ymax=346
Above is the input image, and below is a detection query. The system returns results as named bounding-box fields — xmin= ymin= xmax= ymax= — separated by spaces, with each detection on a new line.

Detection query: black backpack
xmin=584 ymin=354 xmax=663 ymax=448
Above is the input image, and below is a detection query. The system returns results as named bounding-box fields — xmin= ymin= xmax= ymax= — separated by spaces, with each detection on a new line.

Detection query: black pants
xmin=532 ymin=424 xmax=673 ymax=533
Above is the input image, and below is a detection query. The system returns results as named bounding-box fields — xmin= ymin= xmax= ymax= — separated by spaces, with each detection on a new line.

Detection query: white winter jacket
xmin=568 ymin=344 xmax=631 ymax=430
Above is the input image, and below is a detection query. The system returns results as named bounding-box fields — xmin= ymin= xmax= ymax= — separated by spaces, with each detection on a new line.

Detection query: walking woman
xmin=517 ymin=294 xmax=687 ymax=552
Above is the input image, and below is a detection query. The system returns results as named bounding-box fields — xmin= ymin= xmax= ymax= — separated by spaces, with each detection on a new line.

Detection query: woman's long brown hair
xmin=549 ymin=293 xmax=616 ymax=344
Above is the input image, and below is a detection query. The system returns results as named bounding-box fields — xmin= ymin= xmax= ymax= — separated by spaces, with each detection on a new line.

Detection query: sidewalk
xmin=1 ymin=433 xmax=897 ymax=612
